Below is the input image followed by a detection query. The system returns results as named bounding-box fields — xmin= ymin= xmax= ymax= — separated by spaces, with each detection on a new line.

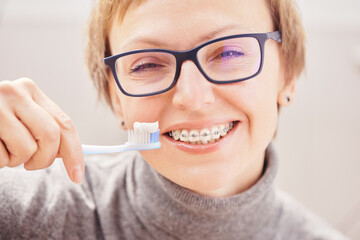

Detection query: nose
xmin=172 ymin=60 xmax=215 ymax=111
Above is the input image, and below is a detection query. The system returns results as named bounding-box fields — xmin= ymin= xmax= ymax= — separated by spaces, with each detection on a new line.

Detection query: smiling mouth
xmin=166 ymin=121 xmax=238 ymax=145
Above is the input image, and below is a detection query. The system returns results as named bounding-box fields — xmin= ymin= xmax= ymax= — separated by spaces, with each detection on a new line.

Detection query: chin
xmin=166 ymin=158 xmax=243 ymax=197
xmin=141 ymin=139 xmax=260 ymax=198
xmin=183 ymin=173 xmax=239 ymax=198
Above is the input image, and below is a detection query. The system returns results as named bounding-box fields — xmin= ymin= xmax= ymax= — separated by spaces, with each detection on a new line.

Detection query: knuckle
xmin=18 ymin=77 xmax=36 ymax=90
xmin=0 ymin=80 xmax=11 ymax=88
xmin=23 ymin=142 xmax=38 ymax=160
xmin=0 ymin=79 xmax=34 ymax=102
xmin=0 ymin=80 xmax=20 ymax=98
xmin=58 ymin=112 xmax=74 ymax=131
xmin=0 ymin=80 xmax=12 ymax=87
xmin=42 ymin=123 xmax=61 ymax=143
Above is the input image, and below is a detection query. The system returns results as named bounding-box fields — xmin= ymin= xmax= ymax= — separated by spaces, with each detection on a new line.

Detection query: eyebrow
xmin=120 ymin=24 xmax=253 ymax=50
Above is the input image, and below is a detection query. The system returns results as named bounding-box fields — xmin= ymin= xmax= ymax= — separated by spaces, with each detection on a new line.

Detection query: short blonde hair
xmin=85 ymin=0 xmax=306 ymax=108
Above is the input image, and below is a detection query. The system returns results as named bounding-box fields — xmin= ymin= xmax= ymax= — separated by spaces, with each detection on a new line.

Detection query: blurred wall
xmin=0 ymin=0 xmax=359 ymax=238
xmin=274 ymin=1 xmax=360 ymax=238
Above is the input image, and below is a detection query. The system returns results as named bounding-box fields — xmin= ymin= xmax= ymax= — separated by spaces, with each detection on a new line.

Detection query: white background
xmin=0 ymin=0 xmax=359 ymax=238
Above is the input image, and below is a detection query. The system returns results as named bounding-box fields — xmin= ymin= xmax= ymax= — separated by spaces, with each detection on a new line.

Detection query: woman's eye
xmin=215 ymin=50 xmax=245 ymax=60
xmin=130 ymin=62 xmax=163 ymax=73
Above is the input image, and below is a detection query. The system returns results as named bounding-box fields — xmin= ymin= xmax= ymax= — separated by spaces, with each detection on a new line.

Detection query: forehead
xmin=109 ymin=0 xmax=273 ymax=52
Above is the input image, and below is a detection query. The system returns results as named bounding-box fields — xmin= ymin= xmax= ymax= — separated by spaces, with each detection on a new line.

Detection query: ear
xmin=108 ymin=78 xmax=126 ymax=129
xmin=277 ymin=80 xmax=296 ymax=106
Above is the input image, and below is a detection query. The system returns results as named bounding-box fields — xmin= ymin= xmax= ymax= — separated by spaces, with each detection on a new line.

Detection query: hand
xmin=0 ymin=78 xmax=84 ymax=184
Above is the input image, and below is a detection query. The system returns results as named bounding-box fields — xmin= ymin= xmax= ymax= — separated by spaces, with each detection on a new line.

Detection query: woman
xmin=0 ymin=0 xmax=348 ymax=239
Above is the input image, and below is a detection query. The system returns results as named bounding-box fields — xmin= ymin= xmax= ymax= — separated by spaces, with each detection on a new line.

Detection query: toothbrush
xmin=82 ymin=122 xmax=161 ymax=154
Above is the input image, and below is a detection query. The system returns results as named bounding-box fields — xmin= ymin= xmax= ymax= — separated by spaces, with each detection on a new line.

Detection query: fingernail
xmin=72 ymin=165 xmax=84 ymax=184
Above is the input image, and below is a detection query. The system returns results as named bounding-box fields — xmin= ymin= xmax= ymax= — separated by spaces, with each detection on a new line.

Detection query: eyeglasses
xmin=104 ymin=31 xmax=282 ymax=97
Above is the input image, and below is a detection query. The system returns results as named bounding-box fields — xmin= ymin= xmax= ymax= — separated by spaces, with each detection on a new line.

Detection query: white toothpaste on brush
xmin=134 ymin=121 xmax=159 ymax=132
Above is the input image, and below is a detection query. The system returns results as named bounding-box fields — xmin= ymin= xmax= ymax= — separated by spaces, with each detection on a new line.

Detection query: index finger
xmin=30 ymin=85 xmax=85 ymax=184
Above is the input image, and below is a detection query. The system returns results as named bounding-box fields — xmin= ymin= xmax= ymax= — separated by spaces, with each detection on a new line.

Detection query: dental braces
xmin=168 ymin=121 xmax=236 ymax=141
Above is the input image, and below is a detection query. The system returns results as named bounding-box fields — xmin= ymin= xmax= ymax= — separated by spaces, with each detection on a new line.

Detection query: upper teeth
xmin=169 ymin=121 xmax=236 ymax=144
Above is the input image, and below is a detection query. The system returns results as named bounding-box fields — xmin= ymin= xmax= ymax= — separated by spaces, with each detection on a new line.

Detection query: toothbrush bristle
xmin=150 ymin=130 xmax=160 ymax=143
xmin=127 ymin=122 xmax=160 ymax=145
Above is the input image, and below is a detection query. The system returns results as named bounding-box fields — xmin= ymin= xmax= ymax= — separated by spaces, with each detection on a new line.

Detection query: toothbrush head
xmin=126 ymin=121 xmax=161 ymax=150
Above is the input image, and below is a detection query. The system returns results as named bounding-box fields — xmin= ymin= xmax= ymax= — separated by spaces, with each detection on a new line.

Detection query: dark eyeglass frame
xmin=104 ymin=31 xmax=282 ymax=97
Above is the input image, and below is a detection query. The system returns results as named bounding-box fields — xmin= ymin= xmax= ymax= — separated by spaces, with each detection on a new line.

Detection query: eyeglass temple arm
xmin=268 ymin=31 xmax=282 ymax=43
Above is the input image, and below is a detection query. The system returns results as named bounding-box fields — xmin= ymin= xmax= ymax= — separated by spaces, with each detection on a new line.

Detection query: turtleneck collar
xmin=127 ymin=144 xmax=280 ymax=239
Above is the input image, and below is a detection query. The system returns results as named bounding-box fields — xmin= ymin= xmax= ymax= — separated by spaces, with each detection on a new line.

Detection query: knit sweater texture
xmin=0 ymin=145 xmax=348 ymax=240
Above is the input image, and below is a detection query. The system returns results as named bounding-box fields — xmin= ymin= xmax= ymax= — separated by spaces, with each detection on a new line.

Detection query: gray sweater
xmin=0 ymin=145 xmax=348 ymax=240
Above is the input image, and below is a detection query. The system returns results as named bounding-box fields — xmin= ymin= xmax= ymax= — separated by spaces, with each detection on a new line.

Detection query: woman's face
xmin=109 ymin=0 xmax=293 ymax=197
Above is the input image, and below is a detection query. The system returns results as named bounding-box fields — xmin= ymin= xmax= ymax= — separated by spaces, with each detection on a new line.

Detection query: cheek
xmin=243 ymin=46 xmax=282 ymax=127
xmin=226 ymin=77 xmax=278 ymax=116
xmin=223 ymin=68 xmax=280 ymax=144
xmin=120 ymin=95 xmax=168 ymax=125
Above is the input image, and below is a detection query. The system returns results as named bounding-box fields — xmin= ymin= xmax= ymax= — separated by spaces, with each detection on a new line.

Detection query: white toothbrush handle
xmin=82 ymin=144 xmax=127 ymax=154
xmin=82 ymin=142 xmax=161 ymax=155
